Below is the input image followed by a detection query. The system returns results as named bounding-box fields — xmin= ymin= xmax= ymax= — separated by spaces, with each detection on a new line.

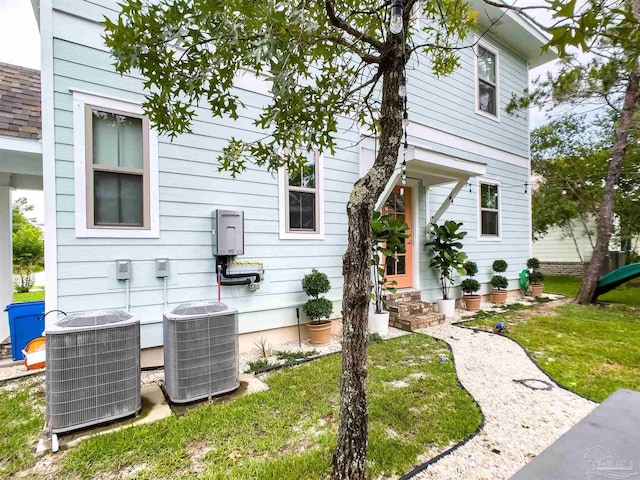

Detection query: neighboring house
xmin=533 ymin=217 xmax=596 ymax=276
xmin=0 ymin=63 xmax=42 ymax=344
xmin=32 ymin=0 xmax=554 ymax=360
xmin=533 ymin=216 xmax=639 ymax=276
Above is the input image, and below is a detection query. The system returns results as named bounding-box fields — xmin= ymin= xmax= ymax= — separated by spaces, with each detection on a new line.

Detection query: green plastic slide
xmin=595 ymin=262 xmax=640 ymax=298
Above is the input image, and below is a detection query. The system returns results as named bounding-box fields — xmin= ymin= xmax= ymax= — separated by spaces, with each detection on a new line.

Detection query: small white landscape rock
xmin=413 ymin=323 xmax=596 ymax=480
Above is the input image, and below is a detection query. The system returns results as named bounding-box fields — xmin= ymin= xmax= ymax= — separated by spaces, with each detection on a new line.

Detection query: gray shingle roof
xmin=0 ymin=62 xmax=41 ymax=140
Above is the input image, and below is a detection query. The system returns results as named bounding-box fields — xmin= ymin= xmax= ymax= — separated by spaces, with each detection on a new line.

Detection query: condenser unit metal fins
xmin=45 ymin=310 xmax=141 ymax=435
xmin=163 ymin=301 xmax=239 ymax=403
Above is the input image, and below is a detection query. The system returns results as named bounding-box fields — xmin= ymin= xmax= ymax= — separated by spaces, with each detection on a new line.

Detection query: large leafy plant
xmin=370 ymin=211 xmax=409 ymax=314
xmin=425 ymin=221 xmax=468 ymax=300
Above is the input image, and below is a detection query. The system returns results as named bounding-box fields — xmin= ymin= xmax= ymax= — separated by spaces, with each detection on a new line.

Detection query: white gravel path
xmin=414 ymin=324 xmax=596 ymax=480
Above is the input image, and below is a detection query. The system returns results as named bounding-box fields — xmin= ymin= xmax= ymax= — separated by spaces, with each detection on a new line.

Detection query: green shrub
xmin=530 ymin=270 xmax=544 ymax=284
xmin=368 ymin=333 xmax=383 ymax=344
xmin=460 ymin=278 xmax=481 ymax=295
xmin=302 ymin=269 xmax=331 ymax=297
xmin=274 ymin=350 xmax=319 ymax=362
xmin=491 ymin=275 xmax=509 ymax=290
xmin=247 ymin=358 xmax=271 ymax=372
xmin=463 ymin=261 xmax=478 ymax=277
xmin=303 ymin=298 xmax=333 ymax=322
xmin=492 ymin=259 xmax=508 ymax=273
xmin=526 ymin=257 xmax=540 ymax=270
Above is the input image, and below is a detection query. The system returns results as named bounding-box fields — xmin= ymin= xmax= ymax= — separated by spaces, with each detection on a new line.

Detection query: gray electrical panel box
xmin=115 ymin=259 xmax=131 ymax=280
xmin=213 ymin=210 xmax=244 ymax=256
xmin=155 ymin=258 xmax=169 ymax=278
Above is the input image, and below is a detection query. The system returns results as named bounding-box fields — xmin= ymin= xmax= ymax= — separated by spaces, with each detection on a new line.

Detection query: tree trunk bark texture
xmin=576 ymin=64 xmax=640 ymax=304
xmin=331 ymin=56 xmax=404 ymax=479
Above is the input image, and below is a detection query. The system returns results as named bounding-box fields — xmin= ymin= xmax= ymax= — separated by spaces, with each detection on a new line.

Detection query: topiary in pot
xmin=528 ymin=258 xmax=545 ymax=297
xmin=491 ymin=260 xmax=509 ymax=304
xmin=461 ymin=261 xmax=481 ymax=311
xmin=302 ymin=269 xmax=333 ymax=346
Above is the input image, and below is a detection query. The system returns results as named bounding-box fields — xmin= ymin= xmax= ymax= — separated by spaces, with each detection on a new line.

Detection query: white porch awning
xmin=360 ymin=142 xmax=486 ymax=223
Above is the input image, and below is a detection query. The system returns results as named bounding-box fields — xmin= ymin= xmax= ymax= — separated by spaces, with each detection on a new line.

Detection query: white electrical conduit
xmin=163 ymin=276 xmax=168 ymax=308
xmin=125 ymin=279 xmax=131 ymax=313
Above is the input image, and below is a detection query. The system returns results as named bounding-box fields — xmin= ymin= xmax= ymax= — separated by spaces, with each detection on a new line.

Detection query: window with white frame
xmin=73 ymin=90 xmax=159 ymax=238
xmin=476 ymin=44 xmax=498 ymax=117
xmin=86 ymin=106 xmax=150 ymax=228
xmin=285 ymin=151 xmax=319 ymax=232
xmin=480 ymin=182 xmax=499 ymax=236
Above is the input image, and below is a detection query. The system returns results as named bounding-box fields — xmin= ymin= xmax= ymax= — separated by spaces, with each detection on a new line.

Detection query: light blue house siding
xmin=45 ymin=0 xmax=538 ymax=348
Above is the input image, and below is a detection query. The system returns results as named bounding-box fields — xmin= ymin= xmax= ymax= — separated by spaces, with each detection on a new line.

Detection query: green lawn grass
xmin=543 ymin=274 xmax=640 ymax=307
xmin=3 ymin=334 xmax=481 ymax=479
xmin=0 ymin=377 xmax=45 ymax=477
xmin=466 ymin=275 xmax=640 ymax=402
xmin=13 ymin=290 xmax=45 ymax=303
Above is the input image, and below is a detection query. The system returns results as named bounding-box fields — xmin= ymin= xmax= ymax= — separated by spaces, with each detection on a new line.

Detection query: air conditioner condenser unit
xmin=163 ymin=301 xmax=239 ymax=403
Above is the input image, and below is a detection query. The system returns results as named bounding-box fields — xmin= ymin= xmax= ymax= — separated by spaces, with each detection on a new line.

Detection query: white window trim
xmin=278 ymin=153 xmax=325 ymax=240
xmin=477 ymin=177 xmax=502 ymax=241
xmin=474 ymin=40 xmax=500 ymax=122
xmin=72 ymin=89 xmax=160 ymax=238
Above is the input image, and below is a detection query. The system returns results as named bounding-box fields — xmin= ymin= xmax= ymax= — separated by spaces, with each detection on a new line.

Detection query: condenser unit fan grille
xmin=164 ymin=302 xmax=239 ymax=403
xmin=46 ymin=316 xmax=140 ymax=433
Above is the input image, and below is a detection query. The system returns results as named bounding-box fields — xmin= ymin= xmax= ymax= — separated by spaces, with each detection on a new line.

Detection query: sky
xmin=0 ymin=0 xmax=558 ymax=224
xmin=0 ymin=0 xmax=42 ymax=223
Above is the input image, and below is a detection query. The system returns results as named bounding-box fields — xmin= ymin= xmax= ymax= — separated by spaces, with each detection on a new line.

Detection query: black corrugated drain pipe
xmin=216 ymin=256 xmax=261 ymax=286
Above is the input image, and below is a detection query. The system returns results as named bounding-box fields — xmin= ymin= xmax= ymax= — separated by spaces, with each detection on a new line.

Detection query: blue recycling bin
xmin=4 ymin=301 xmax=45 ymax=361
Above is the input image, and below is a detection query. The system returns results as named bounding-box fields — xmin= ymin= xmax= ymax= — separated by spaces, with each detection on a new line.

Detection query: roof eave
xmin=470 ymin=0 xmax=558 ymax=69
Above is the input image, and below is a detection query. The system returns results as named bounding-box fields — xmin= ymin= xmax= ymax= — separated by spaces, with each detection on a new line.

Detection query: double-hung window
xmin=286 ymin=151 xmax=319 ymax=232
xmin=86 ymin=106 xmax=150 ymax=229
xmin=476 ymin=44 xmax=498 ymax=117
xmin=279 ymin=150 xmax=324 ymax=239
xmin=480 ymin=182 xmax=500 ymax=237
xmin=73 ymin=90 xmax=159 ymax=238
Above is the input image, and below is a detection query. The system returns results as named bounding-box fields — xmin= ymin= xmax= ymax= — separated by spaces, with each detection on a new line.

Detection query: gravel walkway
xmin=414 ymin=324 xmax=596 ymax=480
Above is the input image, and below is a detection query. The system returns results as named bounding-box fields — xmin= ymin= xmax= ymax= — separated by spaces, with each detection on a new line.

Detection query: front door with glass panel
xmin=382 ymin=186 xmax=413 ymax=289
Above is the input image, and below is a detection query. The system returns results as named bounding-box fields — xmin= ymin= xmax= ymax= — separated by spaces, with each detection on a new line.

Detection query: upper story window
xmin=476 ymin=44 xmax=499 ymax=118
xmin=286 ymin=151 xmax=318 ymax=232
xmin=87 ymin=107 xmax=150 ymax=228
xmin=480 ymin=182 xmax=500 ymax=237
xmin=278 ymin=151 xmax=325 ymax=240
xmin=72 ymin=90 xmax=159 ymax=238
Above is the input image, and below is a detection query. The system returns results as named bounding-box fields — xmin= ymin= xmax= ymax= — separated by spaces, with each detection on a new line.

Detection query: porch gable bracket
xmin=430 ymin=179 xmax=468 ymax=224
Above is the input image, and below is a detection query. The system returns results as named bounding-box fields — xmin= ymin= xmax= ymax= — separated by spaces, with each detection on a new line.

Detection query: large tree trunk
xmin=576 ymin=64 xmax=640 ymax=304
xmin=331 ymin=55 xmax=404 ymax=479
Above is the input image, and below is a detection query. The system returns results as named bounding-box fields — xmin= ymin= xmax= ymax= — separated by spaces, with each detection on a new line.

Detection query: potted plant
xmin=302 ymin=269 xmax=333 ymax=346
xmin=460 ymin=261 xmax=481 ymax=312
xmin=425 ymin=221 xmax=468 ymax=317
xmin=491 ymin=259 xmax=509 ymax=304
xmin=370 ymin=211 xmax=409 ymax=335
xmin=527 ymin=257 xmax=545 ymax=297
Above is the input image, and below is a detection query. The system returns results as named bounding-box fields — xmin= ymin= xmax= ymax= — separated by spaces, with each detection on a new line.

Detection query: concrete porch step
xmin=390 ymin=312 xmax=446 ymax=332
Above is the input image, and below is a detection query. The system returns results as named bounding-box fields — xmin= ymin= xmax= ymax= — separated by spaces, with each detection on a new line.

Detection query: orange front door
xmin=382 ymin=186 xmax=413 ymax=289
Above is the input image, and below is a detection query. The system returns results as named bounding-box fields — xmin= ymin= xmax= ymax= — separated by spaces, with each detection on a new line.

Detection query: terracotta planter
xmin=368 ymin=310 xmax=389 ymax=336
xmin=464 ymin=294 xmax=482 ymax=312
xmin=307 ymin=320 xmax=332 ymax=346
xmin=530 ymin=283 xmax=544 ymax=297
xmin=491 ymin=289 xmax=508 ymax=304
